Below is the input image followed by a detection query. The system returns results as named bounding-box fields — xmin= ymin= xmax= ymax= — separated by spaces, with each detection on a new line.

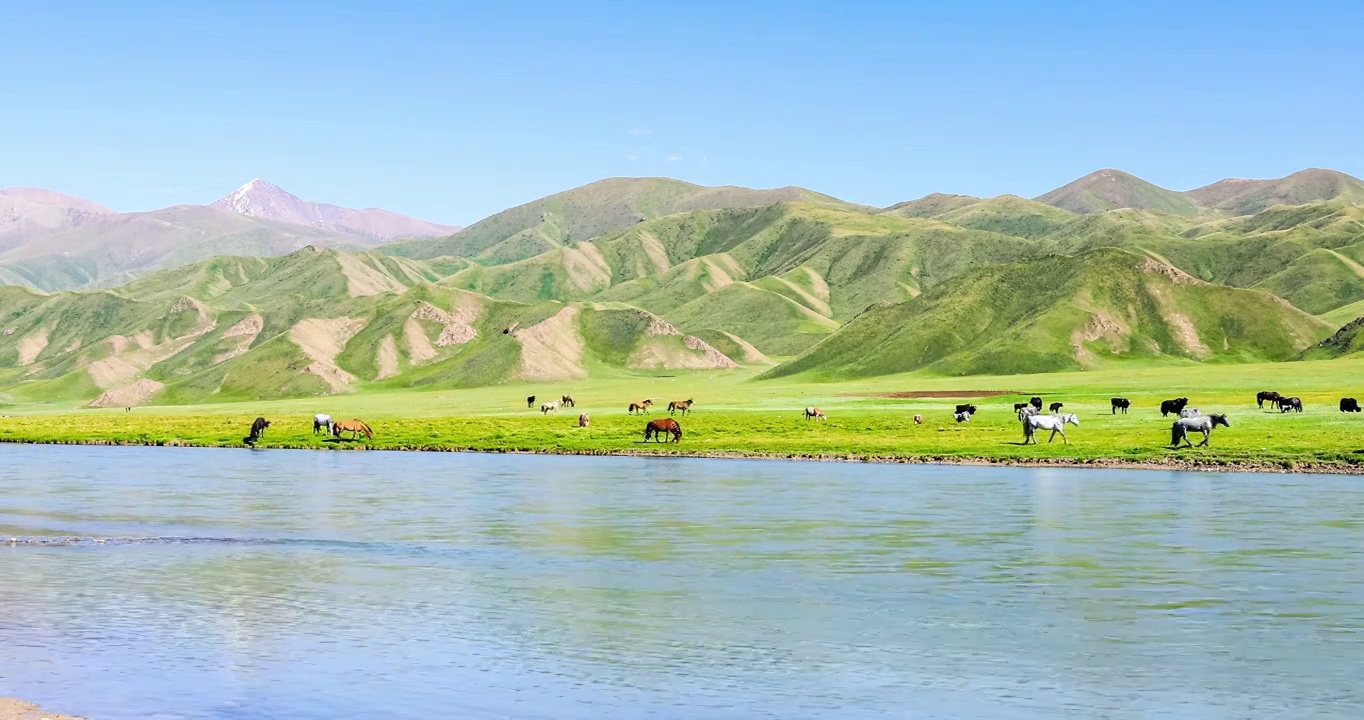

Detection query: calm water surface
xmin=1 ymin=445 xmax=1361 ymax=719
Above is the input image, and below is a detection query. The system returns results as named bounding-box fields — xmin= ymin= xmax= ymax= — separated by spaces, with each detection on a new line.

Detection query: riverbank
xmin=0 ymin=698 xmax=82 ymax=720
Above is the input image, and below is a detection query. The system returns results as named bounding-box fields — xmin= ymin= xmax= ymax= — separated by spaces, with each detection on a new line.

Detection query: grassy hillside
xmin=765 ymin=248 xmax=1333 ymax=380
xmin=1186 ymin=169 xmax=1364 ymax=215
xmin=1035 ymin=169 xmax=1204 ymax=217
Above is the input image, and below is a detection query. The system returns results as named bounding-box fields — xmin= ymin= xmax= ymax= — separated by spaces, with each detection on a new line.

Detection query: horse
xmin=1111 ymin=398 xmax=1130 ymax=414
xmin=313 ymin=413 xmax=333 ymax=434
xmin=1278 ymin=396 xmax=1303 ymax=413
xmin=526 ymin=395 xmax=536 ymax=409
xmin=1160 ymin=398 xmax=1189 ymax=417
xmin=1171 ymin=414 xmax=1229 ymax=448
xmin=669 ymin=399 xmax=694 ymax=416
xmin=333 ymin=419 xmax=374 ymax=440
xmin=1341 ymin=398 xmax=1361 ymax=413
xmin=1017 ymin=405 xmax=1040 ymax=420
xmin=561 ymin=395 xmax=576 ymax=408
xmin=1013 ymin=402 xmax=1030 ymax=413
xmin=1179 ymin=408 xmax=1201 ymax=418
xmin=1023 ymin=413 xmax=1079 ymax=444
xmin=1029 ymin=396 xmax=1043 ymax=411
xmin=541 ymin=400 xmax=560 ymax=415
xmin=1257 ymin=391 xmax=1281 ymax=409
xmin=955 ymin=404 xmax=977 ymax=415
xmin=628 ymin=399 xmax=653 ymax=415
xmin=578 ymin=413 xmax=591 ymax=427
xmin=644 ymin=418 xmax=682 ymax=443
xmin=804 ymin=407 xmax=827 ymax=421
xmin=1048 ymin=402 xmax=1064 ymax=414
xmin=954 ymin=411 xmax=971 ymax=423
xmin=913 ymin=414 xmax=923 ymax=425
xmin=244 ymin=416 xmax=270 ymax=445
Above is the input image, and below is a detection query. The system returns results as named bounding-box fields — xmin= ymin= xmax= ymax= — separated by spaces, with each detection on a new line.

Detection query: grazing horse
xmin=1029 ymin=396 xmax=1043 ymax=411
xmin=628 ymin=399 xmax=653 ymax=415
xmin=1048 ymin=402 xmax=1064 ymax=414
xmin=578 ymin=413 xmax=591 ymax=427
xmin=1257 ymin=391 xmax=1281 ymax=409
xmin=244 ymin=416 xmax=270 ymax=445
xmin=644 ymin=418 xmax=682 ymax=443
xmin=1278 ymin=396 xmax=1303 ymax=413
xmin=668 ymin=399 xmax=694 ymax=416
xmin=313 ymin=413 xmax=333 ymax=434
xmin=804 ymin=407 xmax=827 ymax=421
xmin=561 ymin=395 xmax=576 ymax=408
xmin=1160 ymin=398 xmax=1189 ymax=417
xmin=1023 ymin=413 xmax=1079 ymax=444
xmin=1111 ymin=398 xmax=1130 ymax=414
xmin=1179 ymin=408 xmax=1201 ymax=418
xmin=1013 ymin=402 xmax=1030 ymax=413
xmin=1341 ymin=398 xmax=1361 ymax=413
xmin=954 ymin=411 xmax=971 ymax=423
xmin=526 ymin=395 xmax=536 ymax=409
xmin=1017 ymin=405 xmax=1039 ymax=420
xmin=955 ymin=404 xmax=977 ymax=415
xmin=541 ymin=400 xmax=560 ymax=415
xmin=1171 ymin=414 xmax=1229 ymax=447
xmin=913 ymin=414 xmax=923 ymax=425
xmin=333 ymin=419 xmax=374 ymax=440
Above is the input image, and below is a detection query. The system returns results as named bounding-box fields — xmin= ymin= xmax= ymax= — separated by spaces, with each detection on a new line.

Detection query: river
xmin=0 ymin=445 xmax=1360 ymax=719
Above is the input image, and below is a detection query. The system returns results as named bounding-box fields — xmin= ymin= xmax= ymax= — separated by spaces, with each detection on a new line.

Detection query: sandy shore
xmin=0 ymin=698 xmax=83 ymax=720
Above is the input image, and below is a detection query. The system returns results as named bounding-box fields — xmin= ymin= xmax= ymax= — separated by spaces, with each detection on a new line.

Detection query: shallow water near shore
xmin=1 ymin=445 xmax=1361 ymax=719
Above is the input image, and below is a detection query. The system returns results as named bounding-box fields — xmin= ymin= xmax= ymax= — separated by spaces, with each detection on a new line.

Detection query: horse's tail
xmin=1171 ymin=422 xmax=1181 ymax=446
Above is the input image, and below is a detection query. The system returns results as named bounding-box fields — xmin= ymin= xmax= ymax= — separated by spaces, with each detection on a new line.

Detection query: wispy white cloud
xmin=160 ymin=186 xmax=175 ymax=194
xmin=626 ymin=153 xmax=640 ymax=162
xmin=666 ymin=154 xmax=682 ymax=162
xmin=628 ymin=128 xmax=653 ymax=136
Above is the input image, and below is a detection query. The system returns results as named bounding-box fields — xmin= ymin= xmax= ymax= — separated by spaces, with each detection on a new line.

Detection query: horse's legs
xmin=1198 ymin=429 xmax=1210 ymax=447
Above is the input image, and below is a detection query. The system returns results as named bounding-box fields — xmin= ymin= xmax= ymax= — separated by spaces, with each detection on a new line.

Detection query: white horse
xmin=954 ymin=411 xmax=971 ymax=423
xmin=1023 ymin=413 xmax=1079 ymax=444
xmin=313 ymin=413 xmax=333 ymax=434
xmin=1171 ymin=414 xmax=1229 ymax=447
xmin=1017 ymin=406 xmax=1040 ymax=421
xmin=540 ymin=400 xmax=560 ymax=415
xmin=1179 ymin=408 xmax=1201 ymax=418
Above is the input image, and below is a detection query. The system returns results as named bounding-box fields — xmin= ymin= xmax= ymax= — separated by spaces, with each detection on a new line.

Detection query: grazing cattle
xmin=526 ymin=395 xmax=536 ymax=409
xmin=1179 ymin=408 xmax=1201 ymax=419
xmin=669 ymin=399 xmax=694 ymax=416
xmin=1111 ymin=398 xmax=1130 ymax=414
xmin=561 ymin=395 xmax=576 ymax=408
xmin=244 ymin=416 xmax=270 ymax=445
xmin=578 ymin=413 xmax=591 ymax=427
xmin=313 ymin=413 xmax=333 ymax=434
xmin=1022 ymin=413 xmax=1079 ymax=444
xmin=913 ymin=414 xmax=923 ymax=425
xmin=1160 ymin=398 xmax=1189 ymax=417
xmin=1278 ymin=396 xmax=1303 ymax=413
xmin=955 ymin=404 xmax=977 ymax=415
xmin=628 ymin=399 xmax=653 ymax=415
xmin=1017 ymin=405 xmax=1040 ymax=421
xmin=541 ymin=400 xmax=560 ymax=415
xmin=1256 ymin=391 xmax=1281 ymax=409
xmin=1341 ymin=398 xmax=1361 ymax=413
xmin=954 ymin=411 xmax=971 ymax=423
xmin=804 ymin=407 xmax=827 ymax=421
xmin=1171 ymin=414 xmax=1230 ymax=448
xmin=644 ymin=418 xmax=682 ymax=443
xmin=1048 ymin=402 xmax=1064 ymax=414
xmin=333 ymin=419 xmax=374 ymax=440
xmin=1013 ymin=402 xmax=1030 ymax=413
xmin=1030 ymin=396 xmax=1043 ymax=411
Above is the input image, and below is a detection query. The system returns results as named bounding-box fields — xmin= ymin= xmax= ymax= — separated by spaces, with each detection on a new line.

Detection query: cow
xmin=955 ymin=404 xmax=977 ymax=415
xmin=1160 ymin=398 xmax=1189 ymax=417
xmin=1341 ymin=398 xmax=1361 ymax=413
xmin=1029 ymin=396 xmax=1043 ymax=411
xmin=1048 ymin=402 xmax=1064 ymax=414
xmin=1111 ymin=398 xmax=1130 ymax=414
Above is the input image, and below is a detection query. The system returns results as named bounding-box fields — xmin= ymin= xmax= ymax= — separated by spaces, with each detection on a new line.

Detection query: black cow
xmin=1256 ymin=391 xmax=1281 ymax=409
xmin=1029 ymin=396 xmax=1043 ymax=411
xmin=1013 ymin=402 xmax=1030 ymax=412
xmin=955 ymin=404 xmax=977 ymax=415
xmin=1111 ymin=397 xmax=1130 ymax=414
xmin=1278 ymin=396 xmax=1303 ymax=413
xmin=1160 ymin=397 xmax=1189 ymax=417
xmin=1048 ymin=402 xmax=1064 ymax=414
xmin=1340 ymin=398 xmax=1360 ymax=413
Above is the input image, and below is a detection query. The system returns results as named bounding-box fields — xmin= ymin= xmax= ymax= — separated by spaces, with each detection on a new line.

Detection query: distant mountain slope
xmin=0 ymin=187 xmax=114 ymax=252
xmin=211 ymin=179 xmax=460 ymax=241
xmin=382 ymin=177 xmax=861 ymax=262
xmin=1299 ymin=316 xmax=1364 ymax=360
xmin=1186 ymin=169 xmax=1364 ymax=215
xmin=879 ymin=193 xmax=981 ymax=218
xmin=765 ymin=248 xmax=1332 ymax=379
xmin=1035 ymin=169 xmax=1204 ymax=216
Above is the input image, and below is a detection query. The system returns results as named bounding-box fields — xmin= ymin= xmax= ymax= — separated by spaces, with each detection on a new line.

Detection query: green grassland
xmin=4 ymin=357 xmax=1363 ymax=472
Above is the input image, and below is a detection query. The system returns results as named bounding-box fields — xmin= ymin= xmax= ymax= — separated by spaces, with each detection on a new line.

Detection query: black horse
xmin=526 ymin=395 xmax=536 ymax=409
xmin=1160 ymin=397 xmax=1189 ymax=417
xmin=1111 ymin=398 xmax=1130 ymax=414
xmin=244 ymin=416 xmax=270 ymax=445
xmin=1278 ymin=396 xmax=1303 ymax=413
xmin=1256 ymin=391 xmax=1281 ymax=409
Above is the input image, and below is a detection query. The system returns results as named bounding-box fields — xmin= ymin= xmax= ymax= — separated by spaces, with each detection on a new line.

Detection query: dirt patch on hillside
xmin=1141 ymin=256 xmax=1210 ymax=286
xmin=289 ymin=317 xmax=366 ymax=393
xmin=514 ymin=306 xmax=587 ymax=381
xmin=848 ymin=390 xmax=1019 ymax=399
xmin=715 ymin=330 xmax=771 ymax=364
xmin=213 ymin=314 xmax=264 ymax=363
xmin=561 ymin=242 xmax=613 ymax=293
xmin=16 ymin=328 xmax=49 ymax=365
xmin=337 ymin=254 xmax=409 ymax=297
xmin=376 ymin=334 xmax=399 ymax=379
xmin=635 ymin=231 xmax=672 ymax=276
xmin=410 ymin=300 xmax=479 ymax=347
xmin=403 ymin=317 xmax=439 ymax=365
xmin=629 ymin=334 xmax=739 ymax=370
xmin=0 ymin=697 xmax=84 ymax=720
xmin=88 ymin=378 xmax=164 ymax=408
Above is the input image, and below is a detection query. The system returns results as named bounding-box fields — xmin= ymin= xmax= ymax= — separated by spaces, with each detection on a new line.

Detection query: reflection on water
xmin=1 ymin=445 xmax=1362 ymax=719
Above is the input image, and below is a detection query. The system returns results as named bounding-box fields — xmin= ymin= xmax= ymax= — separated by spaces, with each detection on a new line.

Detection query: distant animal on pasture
xmin=1014 ymin=402 xmax=1030 ymax=413
xmin=628 ymin=399 xmax=653 ymax=415
xmin=332 ymin=419 xmax=374 ymax=440
xmin=1257 ymin=391 xmax=1281 ymax=409
xmin=668 ymin=399 xmax=694 ymax=416
xmin=1017 ymin=406 xmax=1040 ymax=420
xmin=913 ymin=414 xmax=923 ymax=425
xmin=579 ymin=413 xmax=590 ymax=427
xmin=1111 ymin=398 xmax=1130 ymax=414
xmin=561 ymin=395 xmax=575 ymax=408
xmin=804 ymin=407 xmax=826 ymax=421
xmin=1171 ymin=414 xmax=1230 ymax=448
xmin=244 ymin=416 xmax=270 ymax=445
xmin=1160 ymin=398 xmax=1189 ymax=417
xmin=1049 ymin=402 xmax=1064 ymax=414
xmin=1179 ymin=408 xmax=1201 ymax=419
xmin=954 ymin=411 xmax=971 ymax=423
xmin=526 ymin=395 xmax=536 ymax=409
xmin=955 ymin=404 xmax=977 ymax=415
xmin=644 ymin=417 xmax=682 ymax=443
xmin=541 ymin=400 xmax=560 ymax=415
xmin=1030 ymin=396 xmax=1043 ymax=411
xmin=1023 ymin=413 xmax=1079 ymax=444
xmin=313 ymin=414 xmax=333 ymax=434
xmin=1341 ymin=398 xmax=1361 ymax=413
xmin=1278 ymin=396 xmax=1303 ymax=413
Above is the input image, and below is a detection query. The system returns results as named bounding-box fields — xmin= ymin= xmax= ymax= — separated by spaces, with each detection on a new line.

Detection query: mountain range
xmin=1 ymin=167 xmax=1362 ymax=407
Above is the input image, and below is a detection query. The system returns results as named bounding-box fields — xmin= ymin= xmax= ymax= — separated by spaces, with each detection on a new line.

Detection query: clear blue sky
xmin=2 ymin=0 xmax=1361 ymax=225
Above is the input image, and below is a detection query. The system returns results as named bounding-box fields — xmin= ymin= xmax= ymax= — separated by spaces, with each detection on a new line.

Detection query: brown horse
xmin=332 ymin=419 xmax=374 ymax=440
xmin=578 ymin=413 xmax=590 ymax=427
xmin=668 ymin=399 xmax=694 ymax=416
xmin=628 ymin=399 xmax=653 ymax=415
xmin=644 ymin=418 xmax=682 ymax=443
xmin=804 ymin=407 xmax=826 ymax=421
xmin=561 ymin=394 xmax=576 ymax=408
